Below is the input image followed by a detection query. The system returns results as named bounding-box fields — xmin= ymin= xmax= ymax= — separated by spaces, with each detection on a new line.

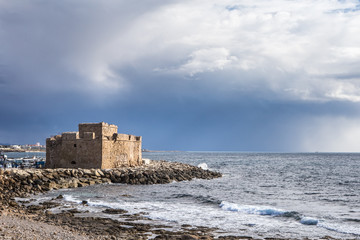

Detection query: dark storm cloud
xmin=0 ymin=0 xmax=172 ymax=96
xmin=1 ymin=0 xmax=360 ymax=151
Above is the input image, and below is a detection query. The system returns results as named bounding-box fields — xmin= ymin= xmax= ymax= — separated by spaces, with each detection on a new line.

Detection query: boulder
xmin=102 ymin=208 xmax=128 ymax=214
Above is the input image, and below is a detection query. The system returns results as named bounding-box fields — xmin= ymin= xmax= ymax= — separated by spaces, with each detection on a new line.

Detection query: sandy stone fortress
xmin=45 ymin=122 xmax=142 ymax=169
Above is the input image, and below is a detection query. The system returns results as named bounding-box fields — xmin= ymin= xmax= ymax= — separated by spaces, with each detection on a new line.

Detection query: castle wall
xmin=79 ymin=122 xmax=117 ymax=138
xmin=46 ymin=131 xmax=102 ymax=169
xmin=101 ymin=135 xmax=142 ymax=169
xmin=46 ymin=122 xmax=142 ymax=169
xmin=46 ymin=135 xmax=63 ymax=168
xmin=73 ymin=138 xmax=102 ymax=169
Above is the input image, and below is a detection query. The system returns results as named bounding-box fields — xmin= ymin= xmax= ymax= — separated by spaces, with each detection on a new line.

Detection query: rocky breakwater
xmin=0 ymin=160 xmax=221 ymax=206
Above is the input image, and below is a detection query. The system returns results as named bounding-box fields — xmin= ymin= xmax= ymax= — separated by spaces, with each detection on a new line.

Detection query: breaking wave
xmin=300 ymin=217 xmax=319 ymax=225
xmin=63 ymin=194 xmax=82 ymax=204
xmin=219 ymin=201 xmax=360 ymax=236
xmin=197 ymin=163 xmax=209 ymax=170
xmin=219 ymin=201 xmax=295 ymax=217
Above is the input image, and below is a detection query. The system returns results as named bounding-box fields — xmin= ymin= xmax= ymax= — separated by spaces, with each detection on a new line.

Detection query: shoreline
xmin=0 ymin=160 xmax=226 ymax=239
xmin=0 ymin=149 xmax=46 ymax=153
xmin=1 ymin=160 xmax=352 ymax=240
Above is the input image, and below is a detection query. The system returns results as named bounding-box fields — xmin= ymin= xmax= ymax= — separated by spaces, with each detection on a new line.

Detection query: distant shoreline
xmin=142 ymin=149 xmax=182 ymax=153
xmin=0 ymin=149 xmax=46 ymax=153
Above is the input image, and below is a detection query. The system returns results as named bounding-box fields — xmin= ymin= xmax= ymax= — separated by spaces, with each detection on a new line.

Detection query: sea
xmin=18 ymin=152 xmax=360 ymax=239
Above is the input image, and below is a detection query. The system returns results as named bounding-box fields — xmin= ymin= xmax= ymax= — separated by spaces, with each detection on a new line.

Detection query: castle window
xmin=74 ymin=144 xmax=77 ymax=147
xmin=71 ymin=161 xmax=76 ymax=165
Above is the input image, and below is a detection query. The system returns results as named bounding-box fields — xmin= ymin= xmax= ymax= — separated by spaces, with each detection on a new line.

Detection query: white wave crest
xmin=197 ymin=163 xmax=209 ymax=170
xmin=63 ymin=194 xmax=82 ymax=204
xmin=219 ymin=201 xmax=286 ymax=216
xmin=86 ymin=199 xmax=124 ymax=209
xmin=300 ymin=217 xmax=318 ymax=225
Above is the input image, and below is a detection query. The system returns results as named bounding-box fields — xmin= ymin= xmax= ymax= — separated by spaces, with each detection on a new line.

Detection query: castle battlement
xmin=46 ymin=122 xmax=142 ymax=169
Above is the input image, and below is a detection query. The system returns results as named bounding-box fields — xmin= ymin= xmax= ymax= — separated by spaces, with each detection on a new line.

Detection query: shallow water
xmin=32 ymin=152 xmax=360 ymax=239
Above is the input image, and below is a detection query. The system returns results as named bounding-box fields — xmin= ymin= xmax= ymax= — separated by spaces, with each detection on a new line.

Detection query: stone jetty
xmin=0 ymin=160 xmax=221 ymax=206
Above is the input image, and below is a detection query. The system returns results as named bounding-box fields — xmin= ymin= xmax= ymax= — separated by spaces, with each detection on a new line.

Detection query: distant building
xmin=45 ymin=122 xmax=142 ymax=169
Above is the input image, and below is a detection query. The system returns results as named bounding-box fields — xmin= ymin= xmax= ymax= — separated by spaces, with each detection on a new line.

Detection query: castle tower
xmin=46 ymin=122 xmax=142 ymax=169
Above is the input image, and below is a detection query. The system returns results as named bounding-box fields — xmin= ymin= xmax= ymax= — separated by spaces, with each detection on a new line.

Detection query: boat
xmin=0 ymin=152 xmax=8 ymax=167
xmin=0 ymin=153 xmax=45 ymax=169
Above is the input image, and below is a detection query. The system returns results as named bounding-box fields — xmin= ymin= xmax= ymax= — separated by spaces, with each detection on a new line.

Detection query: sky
xmin=1 ymin=0 xmax=360 ymax=152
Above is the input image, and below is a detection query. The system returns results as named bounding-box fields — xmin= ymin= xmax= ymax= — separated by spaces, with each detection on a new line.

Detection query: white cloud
xmin=177 ymin=48 xmax=238 ymax=75
xmin=118 ymin=0 xmax=360 ymax=102
xmin=1 ymin=0 xmax=360 ymax=102
xmin=324 ymin=80 xmax=360 ymax=102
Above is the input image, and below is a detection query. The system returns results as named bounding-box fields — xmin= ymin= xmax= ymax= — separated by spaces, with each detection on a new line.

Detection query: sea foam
xmin=318 ymin=222 xmax=360 ymax=236
xmin=197 ymin=163 xmax=209 ymax=170
xmin=63 ymin=194 xmax=82 ymax=204
xmin=219 ymin=201 xmax=286 ymax=216
xmin=86 ymin=199 xmax=125 ymax=209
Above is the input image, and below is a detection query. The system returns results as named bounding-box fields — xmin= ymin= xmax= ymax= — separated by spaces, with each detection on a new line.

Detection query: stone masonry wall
xmin=46 ymin=122 xmax=142 ymax=169
xmin=78 ymin=122 xmax=117 ymax=139
xmin=102 ymin=134 xmax=142 ymax=169
xmin=46 ymin=135 xmax=102 ymax=169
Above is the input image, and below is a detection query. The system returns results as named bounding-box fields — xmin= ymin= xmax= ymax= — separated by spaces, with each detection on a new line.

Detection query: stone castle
xmin=46 ymin=122 xmax=142 ymax=169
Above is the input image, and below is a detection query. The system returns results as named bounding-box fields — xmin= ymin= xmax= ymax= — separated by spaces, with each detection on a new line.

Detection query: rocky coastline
xmin=0 ymin=160 xmax=236 ymax=240
xmin=0 ymin=160 xmax=221 ymax=201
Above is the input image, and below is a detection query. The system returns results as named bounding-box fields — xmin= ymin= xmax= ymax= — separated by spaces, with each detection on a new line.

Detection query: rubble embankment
xmin=0 ymin=148 xmax=27 ymax=152
xmin=0 ymin=160 xmax=222 ymax=206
